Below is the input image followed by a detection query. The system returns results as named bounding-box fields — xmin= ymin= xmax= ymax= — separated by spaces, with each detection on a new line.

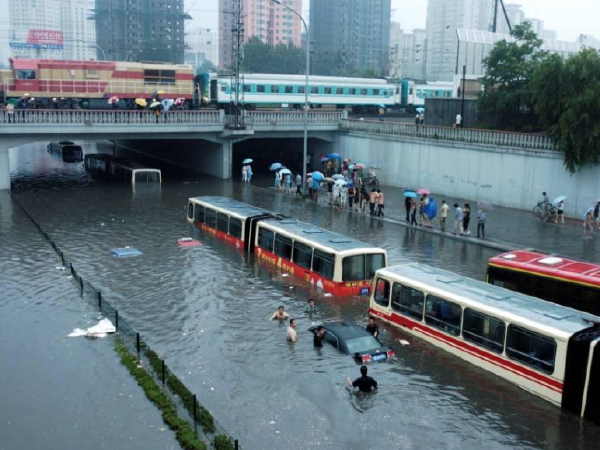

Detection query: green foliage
xmin=114 ymin=339 xmax=207 ymax=450
xmin=243 ymin=37 xmax=305 ymax=74
xmin=214 ymin=435 xmax=235 ymax=450
xmin=479 ymin=22 xmax=547 ymax=130
xmin=531 ymin=48 xmax=600 ymax=173
xmin=166 ymin=371 xmax=216 ymax=434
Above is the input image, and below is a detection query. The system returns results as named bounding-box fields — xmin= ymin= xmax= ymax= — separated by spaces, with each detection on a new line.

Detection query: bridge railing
xmin=0 ymin=109 xmax=223 ymax=125
xmin=340 ymin=119 xmax=557 ymax=150
xmin=245 ymin=110 xmax=347 ymax=125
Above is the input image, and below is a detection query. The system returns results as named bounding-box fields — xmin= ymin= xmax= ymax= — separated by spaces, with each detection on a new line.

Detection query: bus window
xmin=506 ymin=325 xmax=556 ymax=374
xmin=342 ymin=255 xmax=365 ymax=282
xmin=292 ymin=242 xmax=312 ymax=269
xmin=374 ymin=278 xmax=390 ymax=307
xmin=187 ymin=203 xmax=194 ymax=220
xmin=425 ymin=296 xmax=462 ymax=336
xmin=194 ymin=205 xmax=204 ymax=223
xmin=366 ymin=253 xmax=386 ymax=279
xmin=391 ymin=284 xmax=424 ymax=320
xmin=313 ymin=249 xmax=334 ymax=279
xmin=205 ymin=208 xmax=217 ymax=228
xmin=229 ymin=218 xmax=242 ymax=239
xmin=217 ymin=213 xmax=229 ymax=233
xmin=462 ymin=309 xmax=505 ymax=354
xmin=274 ymin=234 xmax=293 ymax=260
xmin=258 ymin=228 xmax=275 ymax=252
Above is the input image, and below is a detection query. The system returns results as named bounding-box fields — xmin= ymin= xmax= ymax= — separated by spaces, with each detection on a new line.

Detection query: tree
xmin=531 ymin=48 xmax=600 ymax=173
xmin=479 ymin=22 xmax=546 ymax=130
xmin=242 ymin=37 xmax=304 ymax=74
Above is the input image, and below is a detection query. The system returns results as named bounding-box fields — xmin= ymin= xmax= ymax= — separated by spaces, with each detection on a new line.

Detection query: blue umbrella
xmin=378 ymin=104 xmax=387 ymax=109
xmin=327 ymin=153 xmax=342 ymax=160
xmin=583 ymin=207 xmax=594 ymax=219
xmin=552 ymin=195 xmax=566 ymax=206
xmin=404 ymin=191 xmax=418 ymax=198
xmin=311 ymin=171 xmax=325 ymax=181
xmin=269 ymin=162 xmax=283 ymax=171
xmin=320 ymin=157 xmax=330 ymax=163
xmin=242 ymin=158 xmax=253 ymax=164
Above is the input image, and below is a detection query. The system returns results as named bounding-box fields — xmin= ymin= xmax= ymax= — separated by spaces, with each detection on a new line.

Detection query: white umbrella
xmin=242 ymin=158 xmax=253 ymax=164
xmin=280 ymin=168 xmax=292 ymax=175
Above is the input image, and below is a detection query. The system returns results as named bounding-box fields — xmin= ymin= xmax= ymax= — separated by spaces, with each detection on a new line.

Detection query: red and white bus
xmin=369 ymin=263 xmax=600 ymax=424
xmin=488 ymin=251 xmax=600 ymax=316
xmin=186 ymin=196 xmax=387 ymax=296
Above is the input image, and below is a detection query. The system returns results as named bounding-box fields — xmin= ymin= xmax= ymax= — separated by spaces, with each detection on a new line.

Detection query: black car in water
xmin=309 ymin=321 xmax=394 ymax=363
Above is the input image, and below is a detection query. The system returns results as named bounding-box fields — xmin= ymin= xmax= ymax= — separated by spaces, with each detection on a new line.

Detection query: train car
xmin=47 ymin=140 xmax=83 ymax=162
xmin=204 ymin=73 xmax=398 ymax=112
xmin=396 ymin=79 xmax=454 ymax=111
xmin=369 ymin=262 xmax=600 ymax=424
xmin=488 ymin=250 xmax=600 ymax=316
xmin=0 ymin=57 xmax=194 ymax=109
xmin=186 ymin=196 xmax=387 ymax=296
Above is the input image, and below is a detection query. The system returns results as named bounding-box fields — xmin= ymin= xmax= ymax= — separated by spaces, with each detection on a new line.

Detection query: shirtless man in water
xmin=269 ymin=305 xmax=290 ymax=321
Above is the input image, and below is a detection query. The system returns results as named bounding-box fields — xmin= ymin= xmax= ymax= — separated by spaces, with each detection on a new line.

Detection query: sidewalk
xmin=0 ymin=193 xmax=179 ymax=450
xmin=254 ymin=177 xmax=599 ymax=261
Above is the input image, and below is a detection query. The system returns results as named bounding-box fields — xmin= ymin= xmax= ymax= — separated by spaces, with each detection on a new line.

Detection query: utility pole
xmin=228 ymin=0 xmax=245 ymax=130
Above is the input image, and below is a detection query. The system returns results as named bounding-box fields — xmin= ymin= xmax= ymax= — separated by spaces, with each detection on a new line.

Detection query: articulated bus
xmin=186 ymin=196 xmax=387 ymax=296
xmin=84 ymin=154 xmax=162 ymax=185
xmin=47 ymin=141 xmax=83 ymax=162
xmin=369 ymin=263 xmax=600 ymax=424
xmin=488 ymin=251 xmax=600 ymax=316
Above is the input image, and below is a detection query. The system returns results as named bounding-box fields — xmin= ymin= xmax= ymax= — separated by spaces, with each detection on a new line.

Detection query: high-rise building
xmin=8 ymin=0 xmax=62 ymax=59
xmin=310 ymin=0 xmax=392 ymax=76
xmin=218 ymin=0 xmax=303 ymax=70
xmin=389 ymin=22 xmax=404 ymax=78
xmin=94 ymin=0 xmax=186 ymax=63
xmin=496 ymin=3 xmax=525 ymax=34
xmin=578 ymin=34 xmax=600 ymax=48
xmin=401 ymin=29 xmax=427 ymax=80
xmin=425 ymin=0 xmax=493 ymax=81
xmin=60 ymin=0 xmax=97 ymax=61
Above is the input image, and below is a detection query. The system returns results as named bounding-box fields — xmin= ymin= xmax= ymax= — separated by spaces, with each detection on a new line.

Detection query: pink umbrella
xmin=417 ymin=188 xmax=430 ymax=195
xmin=107 ymin=96 xmax=120 ymax=104
xmin=174 ymin=97 xmax=186 ymax=106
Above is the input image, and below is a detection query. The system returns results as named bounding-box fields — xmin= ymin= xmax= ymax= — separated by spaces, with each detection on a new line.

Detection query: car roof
xmin=322 ymin=321 xmax=371 ymax=340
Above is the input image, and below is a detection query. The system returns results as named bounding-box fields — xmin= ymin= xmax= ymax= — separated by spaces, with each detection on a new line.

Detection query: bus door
xmin=245 ymin=214 xmax=272 ymax=254
xmin=562 ymin=326 xmax=600 ymax=423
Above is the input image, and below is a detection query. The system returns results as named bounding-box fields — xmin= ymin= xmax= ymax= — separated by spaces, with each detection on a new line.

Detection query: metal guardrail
xmin=340 ymin=119 xmax=557 ymax=150
xmin=0 ymin=109 xmax=223 ymax=125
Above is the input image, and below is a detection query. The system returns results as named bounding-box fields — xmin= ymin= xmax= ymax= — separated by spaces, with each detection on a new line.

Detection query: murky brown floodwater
xmin=5 ymin=142 xmax=600 ymax=450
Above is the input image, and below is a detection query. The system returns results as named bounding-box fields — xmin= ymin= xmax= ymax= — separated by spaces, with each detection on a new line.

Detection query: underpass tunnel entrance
xmin=232 ymin=137 xmax=333 ymax=177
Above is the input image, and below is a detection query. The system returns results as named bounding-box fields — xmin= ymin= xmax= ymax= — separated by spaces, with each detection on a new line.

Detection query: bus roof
xmin=110 ymin=160 xmax=161 ymax=171
xmin=191 ymin=196 xmax=271 ymax=220
xmin=379 ymin=263 xmax=600 ymax=336
xmin=489 ymin=250 xmax=600 ymax=289
xmin=261 ymin=217 xmax=383 ymax=254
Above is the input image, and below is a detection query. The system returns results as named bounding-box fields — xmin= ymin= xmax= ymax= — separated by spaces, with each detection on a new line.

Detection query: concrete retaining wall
xmin=340 ymin=132 xmax=600 ymax=218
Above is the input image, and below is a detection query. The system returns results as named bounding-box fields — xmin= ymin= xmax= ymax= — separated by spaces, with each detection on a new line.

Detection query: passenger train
xmin=370 ymin=263 xmax=600 ymax=424
xmin=186 ymin=196 xmax=387 ymax=296
xmin=1 ymin=57 xmax=452 ymax=112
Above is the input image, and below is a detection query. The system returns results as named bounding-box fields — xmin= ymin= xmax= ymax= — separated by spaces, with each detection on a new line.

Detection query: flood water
xmin=6 ymin=142 xmax=600 ymax=450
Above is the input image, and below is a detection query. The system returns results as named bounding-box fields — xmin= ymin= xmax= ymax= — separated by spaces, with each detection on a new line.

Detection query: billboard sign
xmin=10 ymin=29 xmax=64 ymax=50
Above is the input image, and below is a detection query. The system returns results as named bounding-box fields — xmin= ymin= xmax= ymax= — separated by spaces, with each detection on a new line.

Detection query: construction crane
xmin=492 ymin=0 xmax=512 ymax=33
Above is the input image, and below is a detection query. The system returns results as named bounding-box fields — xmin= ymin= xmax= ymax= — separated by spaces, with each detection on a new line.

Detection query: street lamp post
xmin=270 ymin=0 xmax=309 ymax=195
xmin=76 ymin=39 xmax=107 ymax=60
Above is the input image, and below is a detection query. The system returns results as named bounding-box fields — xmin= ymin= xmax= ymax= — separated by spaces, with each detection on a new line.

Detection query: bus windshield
xmin=135 ymin=171 xmax=161 ymax=183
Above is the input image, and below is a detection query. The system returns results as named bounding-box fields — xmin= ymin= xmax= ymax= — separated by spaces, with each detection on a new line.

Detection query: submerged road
xmin=3 ymin=142 xmax=600 ymax=450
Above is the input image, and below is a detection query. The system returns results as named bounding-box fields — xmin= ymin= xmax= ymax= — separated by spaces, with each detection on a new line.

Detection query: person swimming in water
xmin=269 ymin=305 xmax=290 ymax=321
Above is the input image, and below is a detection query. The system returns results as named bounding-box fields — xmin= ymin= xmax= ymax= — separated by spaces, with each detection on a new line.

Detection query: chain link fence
xmin=14 ymin=196 xmax=242 ymax=450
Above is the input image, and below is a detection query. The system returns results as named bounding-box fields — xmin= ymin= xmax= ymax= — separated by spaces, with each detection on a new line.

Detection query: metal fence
xmin=340 ymin=119 xmax=557 ymax=150
xmin=12 ymin=195 xmax=242 ymax=450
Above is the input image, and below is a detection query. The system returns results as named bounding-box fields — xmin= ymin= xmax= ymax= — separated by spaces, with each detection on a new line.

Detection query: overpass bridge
xmin=0 ymin=109 xmax=559 ymax=191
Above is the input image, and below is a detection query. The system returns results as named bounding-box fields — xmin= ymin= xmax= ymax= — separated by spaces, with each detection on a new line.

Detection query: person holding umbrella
xmin=405 ymin=194 xmax=412 ymax=222
xmin=242 ymin=164 xmax=248 ymax=183
xmin=295 ymin=173 xmax=302 ymax=196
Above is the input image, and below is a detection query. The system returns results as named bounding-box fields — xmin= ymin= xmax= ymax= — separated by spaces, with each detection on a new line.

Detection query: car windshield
xmin=345 ymin=336 xmax=382 ymax=354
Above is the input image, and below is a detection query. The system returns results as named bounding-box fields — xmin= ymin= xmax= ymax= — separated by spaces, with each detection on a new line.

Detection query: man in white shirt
xmin=440 ymin=200 xmax=450 ymax=232
xmin=455 ymin=113 xmax=462 ymax=128
xmin=286 ymin=318 xmax=298 ymax=342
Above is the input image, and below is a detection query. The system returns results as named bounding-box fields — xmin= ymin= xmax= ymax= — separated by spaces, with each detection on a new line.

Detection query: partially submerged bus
xmin=84 ymin=154 xmax=162 ymax=185
xmin=369 ymin=263 xmax=600 ymax=424
xmin=47 ymin=141 xmax=83 ymax=162
xmin=488 ymin=251 xmax=600 ymax=316
xmin=186 ymin=196 xmax=387 ymax=296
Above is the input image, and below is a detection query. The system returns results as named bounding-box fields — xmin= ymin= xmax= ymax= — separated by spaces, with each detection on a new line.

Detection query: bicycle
xmin=532 ymin=202 xmax=557 ymax=222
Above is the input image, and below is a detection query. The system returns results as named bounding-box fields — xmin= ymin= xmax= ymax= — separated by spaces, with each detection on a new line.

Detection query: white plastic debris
xmin=323 ymin=293 xmax=333 ymax=297
xmin=55 ymin=266 xmax=65 ymax=271
xmin=67 ymin=318 xmax=116 ymax=338
xmin=398 ymin=340 xmax=410 ymax=346
xmin=281 ymin=273 xmax=289 ymax=277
